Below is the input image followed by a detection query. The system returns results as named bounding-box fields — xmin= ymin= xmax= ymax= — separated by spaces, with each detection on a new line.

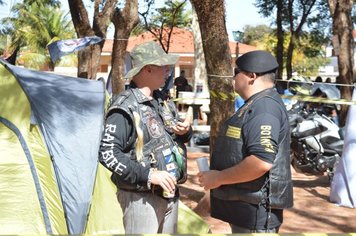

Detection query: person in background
xmin=185 ymin=83 xmax=193 ymax=92
xmin=315 ymin=76 xmax=323 ymax=83
xmin=234 ymin=94 xmax=245 ymax=111
xmin=174 ymin=70 xmax=188 ymax=98
xmin=184 ymin=105 xmax=208 ymax=125
xmin=311 ymin=77 xmax=340 ymax=126
xmin=324 ymin=77 xmax=340 ymax=125
xmin=198 ymin=50 xmax=293 ymax=233
xmin=98 ymin=41 xmax=192 ymax=234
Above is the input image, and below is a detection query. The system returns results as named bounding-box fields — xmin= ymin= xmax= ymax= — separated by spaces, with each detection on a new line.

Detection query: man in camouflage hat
xmin=198 ymin=50 xmax=293 ymax=233
xmin=99 ymin=41 xmax=192 ymax=233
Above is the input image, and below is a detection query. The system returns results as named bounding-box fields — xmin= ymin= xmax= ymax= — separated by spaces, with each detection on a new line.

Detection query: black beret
xmin=236 ymin=50 xmax=278 ymax=73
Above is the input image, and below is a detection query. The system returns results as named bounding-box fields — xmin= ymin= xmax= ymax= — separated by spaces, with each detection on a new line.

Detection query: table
xmin=178 ymin=98 xmax=210 ymax=126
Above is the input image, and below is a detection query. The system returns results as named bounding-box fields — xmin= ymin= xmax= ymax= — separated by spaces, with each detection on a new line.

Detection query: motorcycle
xmin=284 ymin=76 xmax=344 ymax=180
xmin=287 ymin=101 xmax=344 ymax=180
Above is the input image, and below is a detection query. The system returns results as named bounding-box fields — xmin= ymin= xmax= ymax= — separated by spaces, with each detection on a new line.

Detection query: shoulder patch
xmin=226 ymin=125 xmax=241 ymax=139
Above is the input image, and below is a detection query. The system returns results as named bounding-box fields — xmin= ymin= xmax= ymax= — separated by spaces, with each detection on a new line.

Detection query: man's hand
xmin=198 ymin=155 xmax=272 ymax=189
xmin=172 ymin=121 xmax=190 ymax=135
xmin=198 ymin=170 xmax=222 ymax=190
xmin=150 ymin=170 xmax=177 ymax=193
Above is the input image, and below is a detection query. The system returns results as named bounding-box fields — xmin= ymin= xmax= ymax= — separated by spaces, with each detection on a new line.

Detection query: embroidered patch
xmin=147 ymin=116 xmax=163 ymax=138
xmin=226 ymin=125 xmax=241 ymax=138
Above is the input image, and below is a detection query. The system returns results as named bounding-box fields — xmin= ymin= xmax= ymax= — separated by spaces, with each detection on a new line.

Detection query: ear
xmin=248 ymin=73 xmax=258 ymax=84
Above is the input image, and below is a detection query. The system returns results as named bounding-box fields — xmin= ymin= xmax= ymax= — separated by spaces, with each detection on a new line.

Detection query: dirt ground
xmin=180 ymin=151 xmax=356 ymax=234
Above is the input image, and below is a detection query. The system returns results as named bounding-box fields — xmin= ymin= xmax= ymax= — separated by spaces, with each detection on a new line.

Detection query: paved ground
xmin=180 ymin=152 xmax=356 ymax=234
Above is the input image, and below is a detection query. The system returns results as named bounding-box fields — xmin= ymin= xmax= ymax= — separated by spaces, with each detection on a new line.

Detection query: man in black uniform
xmin=98 ymin=41 xmax=192 ymax=234
xmin=198 ymin=50 xmax=293 ymax=233
xmin=174 ymin=70 xmax=188 ymax=98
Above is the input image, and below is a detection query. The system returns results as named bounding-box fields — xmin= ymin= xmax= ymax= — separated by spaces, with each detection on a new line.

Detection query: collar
xmin=129 ymin=87 xmax=152 ymax=104
xmin=238 ymin=88 xmax=274 ymax=117
xmin=244 ymin=87 xmax=275 ymax=103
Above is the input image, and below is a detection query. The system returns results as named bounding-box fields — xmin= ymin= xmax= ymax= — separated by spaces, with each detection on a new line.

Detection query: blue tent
xmin=0 ymin=59 xmax=209 ymax=234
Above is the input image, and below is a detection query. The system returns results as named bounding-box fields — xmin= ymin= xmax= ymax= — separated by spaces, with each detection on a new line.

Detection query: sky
xmin=0 ymin=0 xmax=271 ymax=40
xmin=225 ymin=0 xmax=270 ymax=40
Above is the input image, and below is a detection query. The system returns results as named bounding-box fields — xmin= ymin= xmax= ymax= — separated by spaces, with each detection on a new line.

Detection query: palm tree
xmin=1 ymin=1 xmax=75 ymax=70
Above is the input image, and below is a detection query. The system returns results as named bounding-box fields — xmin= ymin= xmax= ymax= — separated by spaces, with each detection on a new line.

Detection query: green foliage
xmin=18 ymin=52 xmax=48 ymax=70
xmin=291 ymin=33 xmax=330 ymax=76
xmin=255 ymin=0 xmax=330 ymax=36
xmin=291 ymin=32 xmax=329 ymax=75
xmin=255 ymin=0 xmax=278 ymax=17
xmin=254 ymin=0 xmax=333 ymax=77
xmin=293 ymin=55 xmax=330 ymax=76
xmin=23 ymin=0 xmax=61 ymax=6
xmin=0 ymin=37 xmax=7 ymax=58
xmin=134 ymin=0 xmax=191 ymax=35
xmin=1 ymin=1 xmax=75 ymax=69
xmin=131 ymin=23 xmax=146 ymax=36
xmin=246 ymin=24 xmax=329 ymax=76
xmin=307 ymin=1 xmax=331 ymax=35
xmin=153 ymin=0 xmax=191 ymax=28
xmin=241 ymin=24 xmax=273 ymax=46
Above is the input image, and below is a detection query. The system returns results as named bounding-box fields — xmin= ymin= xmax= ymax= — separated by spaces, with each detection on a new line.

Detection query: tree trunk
xmin=190 ymin=0 xmax=234 ymax=151
xmin=276 ymin=0 xmax=284 ymax=81
xmin=328 ymin=0 xmax=354 ymax=126
xmin=111 ymin=0 xmax=139 ymax=95
xmin=190 ymin=0 xmax=234 ymax=216
xmin=286 ymin=33 xmax=296 ymax=79
xmin=76 ymin=44 xmax=104 ymax=79
xmin=286 ymin=0 xmax=317 ymax=80
xmin=191 ymin=5 xmax=208 ymax=93
xmin=5 ymin=45 xmax=19 ymax=65
xmin=68 ymin=0 xmax=118 ymax=79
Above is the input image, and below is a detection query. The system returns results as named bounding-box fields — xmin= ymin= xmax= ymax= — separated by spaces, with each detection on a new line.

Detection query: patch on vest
xmin=147 ymin=116 xmax=164 ymax=138
xmin=226 ymin=125 xmax=241 ymax=139
xmin=260 ymin=125 xmax=274 ymax=153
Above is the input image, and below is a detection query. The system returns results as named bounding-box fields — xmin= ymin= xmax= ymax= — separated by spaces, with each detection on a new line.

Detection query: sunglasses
xmin=234 ymin=67 xmax=242 ymax=77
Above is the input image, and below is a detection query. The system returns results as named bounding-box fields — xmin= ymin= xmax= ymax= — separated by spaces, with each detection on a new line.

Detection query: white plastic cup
xmin=196 ymin=157 xmax=209 ymax=172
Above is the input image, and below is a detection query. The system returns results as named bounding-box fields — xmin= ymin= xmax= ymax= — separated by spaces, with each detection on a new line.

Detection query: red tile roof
xmin=102 ymin=28 xmax=256 ymax=54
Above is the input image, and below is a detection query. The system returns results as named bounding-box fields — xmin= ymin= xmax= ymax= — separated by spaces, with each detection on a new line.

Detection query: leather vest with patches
xmin=107 ymin=88 xmax=178 ymax=191
xmin=211 ymin=89 xmax=293 ymax=209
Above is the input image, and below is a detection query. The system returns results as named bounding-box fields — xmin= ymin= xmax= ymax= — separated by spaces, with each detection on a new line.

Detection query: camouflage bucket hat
xmin=124 ymin=41 xmax=179 ymax=79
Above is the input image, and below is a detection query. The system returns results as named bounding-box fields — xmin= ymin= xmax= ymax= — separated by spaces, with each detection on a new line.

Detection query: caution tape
xmin=281 ymin=94 xmax=356 ymax=105
xmin=276 ymin=78 xmax=356 ymax=88
xmin=172 ymin=91 xmax=356 ymax=106
xmin=173 ymin=91 xmax=238 ymax=102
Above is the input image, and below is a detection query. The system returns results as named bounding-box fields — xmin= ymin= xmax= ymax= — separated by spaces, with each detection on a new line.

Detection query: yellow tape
xmin=172 ymin=97 xmax=209 ymax=102
xmin=172 ymin=90 xmax=356 ymax=105
xmin=218 ymin=91 xmax=229 ymax=101
xmin=281 ymin=94 xmax=356 ymax=105
xmin=210 ymin=90 xmax=218 ymax=98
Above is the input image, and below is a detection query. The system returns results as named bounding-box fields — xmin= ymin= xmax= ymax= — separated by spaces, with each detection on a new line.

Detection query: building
xmin=318 ymin=30 xmax=356 ymax=80
xmin=97 ymin=28 xmax=257 ymax=84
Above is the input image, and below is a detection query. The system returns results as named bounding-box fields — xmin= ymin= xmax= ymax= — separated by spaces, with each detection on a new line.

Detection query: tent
xmin=0 ymin=59 xmax=209 ymax=234
xmin=330 ymin=87 xmax=356 ymax=208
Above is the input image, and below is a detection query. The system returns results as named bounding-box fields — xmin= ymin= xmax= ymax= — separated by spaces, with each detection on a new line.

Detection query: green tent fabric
xmin=0 ymin=60 xmax=67 ymax=234
xmin=0 ymin=59 xmax=209 ymax=234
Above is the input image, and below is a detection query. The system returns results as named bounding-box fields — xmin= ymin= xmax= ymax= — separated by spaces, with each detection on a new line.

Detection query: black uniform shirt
xmin=211 ymin=88 xmax=286 ymax=230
